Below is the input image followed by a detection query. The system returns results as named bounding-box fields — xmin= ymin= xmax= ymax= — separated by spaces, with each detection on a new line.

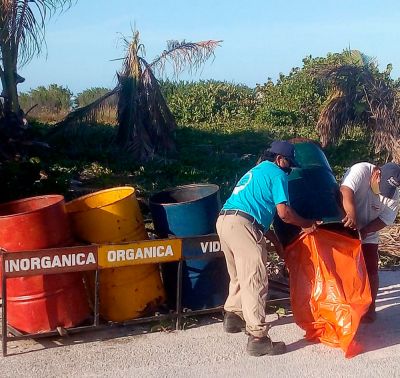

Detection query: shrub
xmin=19 ymin=84 xmax=73 ymax=122
xmin=75 ymin=87 xmax=111 ymax=108
xmin=161 ymin=80 xmax=257 ymax=124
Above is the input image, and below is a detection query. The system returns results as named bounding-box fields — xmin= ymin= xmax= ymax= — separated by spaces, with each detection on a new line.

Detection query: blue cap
xmin=380 ymin=162 xmax=400 ymax=199
xmin=268 ymin=140 xmax=299 ymax=167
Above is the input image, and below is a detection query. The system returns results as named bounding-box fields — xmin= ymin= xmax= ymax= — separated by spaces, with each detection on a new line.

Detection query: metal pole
xmin=2 ymin=250 xmax=8 ymax=357
xmin=175 ymin=260 xmax=183 ymax=330
xmin=94 ymin=269 xmax=99 ymax=327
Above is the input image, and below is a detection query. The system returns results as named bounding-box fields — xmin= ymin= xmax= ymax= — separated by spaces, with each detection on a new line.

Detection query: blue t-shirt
xmin=222 ymin=161 xmax=289 ymax=229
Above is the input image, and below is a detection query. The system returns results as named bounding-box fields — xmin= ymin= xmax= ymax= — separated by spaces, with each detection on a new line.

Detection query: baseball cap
xmin=380 ymin=162 xmax=400 ymax=198
xmin=268 ymin=140 xmax=299 ymax=167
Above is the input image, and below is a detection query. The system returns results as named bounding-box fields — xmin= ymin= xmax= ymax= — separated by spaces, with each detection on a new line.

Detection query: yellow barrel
xmin=66 ymin=187 xmax=165 ymax=322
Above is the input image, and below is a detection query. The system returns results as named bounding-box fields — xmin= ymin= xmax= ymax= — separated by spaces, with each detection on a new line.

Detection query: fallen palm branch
xmin=310 ymin=50 xmax=400 ymax=160
xmin=52 ymin=31 xmax=221 ymax=162
xmin=379 ymin=223 xmax=400 ymax=258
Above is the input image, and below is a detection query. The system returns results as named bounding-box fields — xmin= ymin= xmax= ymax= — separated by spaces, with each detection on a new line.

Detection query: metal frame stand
xmin=0 ymin=234 xmax=290 ymax=357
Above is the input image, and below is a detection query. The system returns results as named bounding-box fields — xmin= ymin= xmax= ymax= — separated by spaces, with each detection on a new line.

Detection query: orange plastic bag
xmin=285 ymin=228 xmax=372 ymax=357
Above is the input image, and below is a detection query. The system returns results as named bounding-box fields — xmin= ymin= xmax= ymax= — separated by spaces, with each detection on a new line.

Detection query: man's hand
xmin=342 ymin=213 xmax=357 ymax=229
xmin=301 ymin=220 xmax=323 ymax=235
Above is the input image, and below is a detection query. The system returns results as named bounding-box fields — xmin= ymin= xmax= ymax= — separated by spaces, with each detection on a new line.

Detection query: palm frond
xmin=115 ymin=35 xmax=176 ymax=160
xmin=52 ymin=32 xmax=220 ymax=162
xmin=317 ymin=89 xmax=354 ymax=147
xmin=312 ymin=59 xmax=400 ymax=158
xmin=120 ymin=31 xmax=143 ymax=78
xmin=313 ymin=65 xmax=364 ymax=146
xmin=0 ymin=0 xmax=73 ymax=66
xmin=364 ymin=79 xmax=399 ymax=155
xmin=149 ymin=39 xmax=222 ymax=77
xmin=115 ymin=30 xmax=144 ymax=154
xmin=141 ymin=58 xmax=176 ymax=152
xmin=389 ymin=137 xmax=400 ymax=164
xmin=51 ymin=87 xmax=119 ymax=138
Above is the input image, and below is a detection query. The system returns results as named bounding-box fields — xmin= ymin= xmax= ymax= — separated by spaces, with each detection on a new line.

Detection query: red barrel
xmin=0 ymin=195 xmax=90 ymax=333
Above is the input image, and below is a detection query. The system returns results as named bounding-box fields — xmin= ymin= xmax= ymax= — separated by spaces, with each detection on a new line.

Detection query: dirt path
xmin=1 ymin=271 xmax=399 ymax=377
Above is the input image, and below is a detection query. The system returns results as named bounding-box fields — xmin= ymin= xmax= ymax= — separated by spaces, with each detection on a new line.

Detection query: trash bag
xmin=285 ymin=228 xmax=372 ymax=357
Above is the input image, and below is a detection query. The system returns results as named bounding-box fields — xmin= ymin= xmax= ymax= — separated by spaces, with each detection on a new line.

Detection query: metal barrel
xmin=66 ymin=187 xmax=165 ymax=322
xmin=273 ymin=142 xmax=347 ymax=246
xmin=0 ymin=195 xmax=90 ymax=333
xmin=149 ymin=184 xmax=228 ymax=310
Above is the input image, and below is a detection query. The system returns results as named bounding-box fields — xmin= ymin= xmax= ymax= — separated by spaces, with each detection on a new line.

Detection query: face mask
xmin=280 ymin=166 xmax=292 ymax=175
xmin=370 ymin=180 xmax=380 ymax=195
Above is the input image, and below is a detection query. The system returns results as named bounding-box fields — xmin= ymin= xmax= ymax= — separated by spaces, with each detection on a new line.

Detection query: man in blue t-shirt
xmin=216 ymin=140 xmax=318 ymax=357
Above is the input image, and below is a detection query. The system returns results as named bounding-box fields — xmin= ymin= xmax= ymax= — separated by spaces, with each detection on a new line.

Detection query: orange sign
xmin=98 ymin=239 xmax=182 ymax=268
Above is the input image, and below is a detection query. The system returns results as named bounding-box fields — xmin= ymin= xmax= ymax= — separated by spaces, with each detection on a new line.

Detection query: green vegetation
xmin=3 ymin=48 xmax=400 ymax=267
xmin=161 ymin=80 xmax=257 ymax=124
xmin=75 ymin=87 xmax=111 ymax=108
xmin=19 ymin=84 xmax=73 ymax=122
xmin=0 ymin=121 xmax=376 ymax=205
xmin=1 ymin=49 xmax=398 ymax=206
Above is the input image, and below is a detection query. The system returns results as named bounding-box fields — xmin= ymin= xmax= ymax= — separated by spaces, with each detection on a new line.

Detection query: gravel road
xmin=1 ymin=271 xmax=399 ymax=377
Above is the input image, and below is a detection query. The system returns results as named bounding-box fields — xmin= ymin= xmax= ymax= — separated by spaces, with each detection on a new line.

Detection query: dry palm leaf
xmin=379 ymin=223 xmax=400 ymax=258
xmin=311 ymin=52 xmax=400 ymax=160
xmin=53 ymin=31 xmax=221 ymax=162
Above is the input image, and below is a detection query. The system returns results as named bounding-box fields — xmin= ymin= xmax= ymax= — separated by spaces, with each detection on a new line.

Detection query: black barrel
xmin=273 ymin=142 xmax=347 ymax=247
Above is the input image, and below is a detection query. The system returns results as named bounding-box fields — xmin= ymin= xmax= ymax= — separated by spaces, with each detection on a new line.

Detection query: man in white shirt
xmin=340 ymin=162 xmax=400 ymax=322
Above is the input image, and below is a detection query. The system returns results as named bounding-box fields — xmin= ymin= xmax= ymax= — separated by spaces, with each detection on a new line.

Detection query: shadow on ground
xmin=1 ymin=311 xmax=225 ymax=357
xmin=2 ymin=273 xmax=398 ymax=357
xmin=355 ymin=282 xmax=400 ymax=354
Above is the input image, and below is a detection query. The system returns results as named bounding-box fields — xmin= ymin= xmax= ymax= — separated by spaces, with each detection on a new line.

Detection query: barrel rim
xmin=0 ymin=195 xmax=65 ymax=218
xmin=149 ymin=183 xmax=220 ymax=206
xmin=292 ymin=141 xmax=332 ymax=171
xmin=66 ymin=186 xmax=135 ymax=213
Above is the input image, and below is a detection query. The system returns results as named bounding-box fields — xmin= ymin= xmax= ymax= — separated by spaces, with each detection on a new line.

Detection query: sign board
xmin=3 ymin=245 xmax=98 ymax=277
xmin=0 ymin=234 xmax=223 ymax=277
xmin=182 ymin=234 xmax=223 ymax=258
xmin=98 ymin=238 xmax=182 ymax=268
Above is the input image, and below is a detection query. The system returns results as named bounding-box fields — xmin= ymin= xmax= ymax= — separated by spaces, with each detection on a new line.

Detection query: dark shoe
xmin=223 ymin=312 xmax=245 ymax=333
xmin=361 ymin=309 xmax=377 ymax=323
xmin=246 ymin=335 xmax=286 ymax=356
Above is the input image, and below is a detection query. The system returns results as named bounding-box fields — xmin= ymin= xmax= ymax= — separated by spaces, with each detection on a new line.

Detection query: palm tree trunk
xmin=0 ymin=41 xmax=20 ymax=114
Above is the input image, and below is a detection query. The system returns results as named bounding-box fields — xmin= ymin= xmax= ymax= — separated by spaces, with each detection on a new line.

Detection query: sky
xmin=17 ymin=0 xmax=400 ymax=94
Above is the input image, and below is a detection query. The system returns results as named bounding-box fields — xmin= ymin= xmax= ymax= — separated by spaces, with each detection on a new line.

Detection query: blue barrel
xmin=149 ymin=184 xmax=228 ymax=310
xmin=273 ymin=142 xmax=346 ymax=246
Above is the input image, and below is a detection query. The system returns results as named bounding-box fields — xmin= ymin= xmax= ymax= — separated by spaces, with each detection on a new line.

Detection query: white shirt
xmin=341 ymin=162 xmax=400 ymax=244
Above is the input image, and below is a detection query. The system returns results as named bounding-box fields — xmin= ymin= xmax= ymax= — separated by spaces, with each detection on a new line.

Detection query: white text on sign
xmin=107 ymin=245 xmax=174 ymax=262
xmin=5 ymin=253 xmax=97 ymax=273
xmin=200 ymin=241 xmax=221 ymax=254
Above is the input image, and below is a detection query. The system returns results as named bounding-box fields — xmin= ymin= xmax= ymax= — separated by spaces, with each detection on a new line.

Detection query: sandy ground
xmin=1 ymin=271 xmax=399 ymax=378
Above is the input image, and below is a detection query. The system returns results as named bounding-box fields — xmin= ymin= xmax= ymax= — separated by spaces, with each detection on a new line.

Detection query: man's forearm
xmin=340 ymin=186 xmax=358 ymax=228
xmin=276 ymin=204 xmax=314 ymax=228
xmin=340 ymin=186 xmax=356 ymax=218
xmin=361 ymin=218 xmax=387 ymax=236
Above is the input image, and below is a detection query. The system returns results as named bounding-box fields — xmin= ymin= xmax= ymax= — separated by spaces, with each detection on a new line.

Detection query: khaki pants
xmin=216 ymin=213 xmax=270 ymax=337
